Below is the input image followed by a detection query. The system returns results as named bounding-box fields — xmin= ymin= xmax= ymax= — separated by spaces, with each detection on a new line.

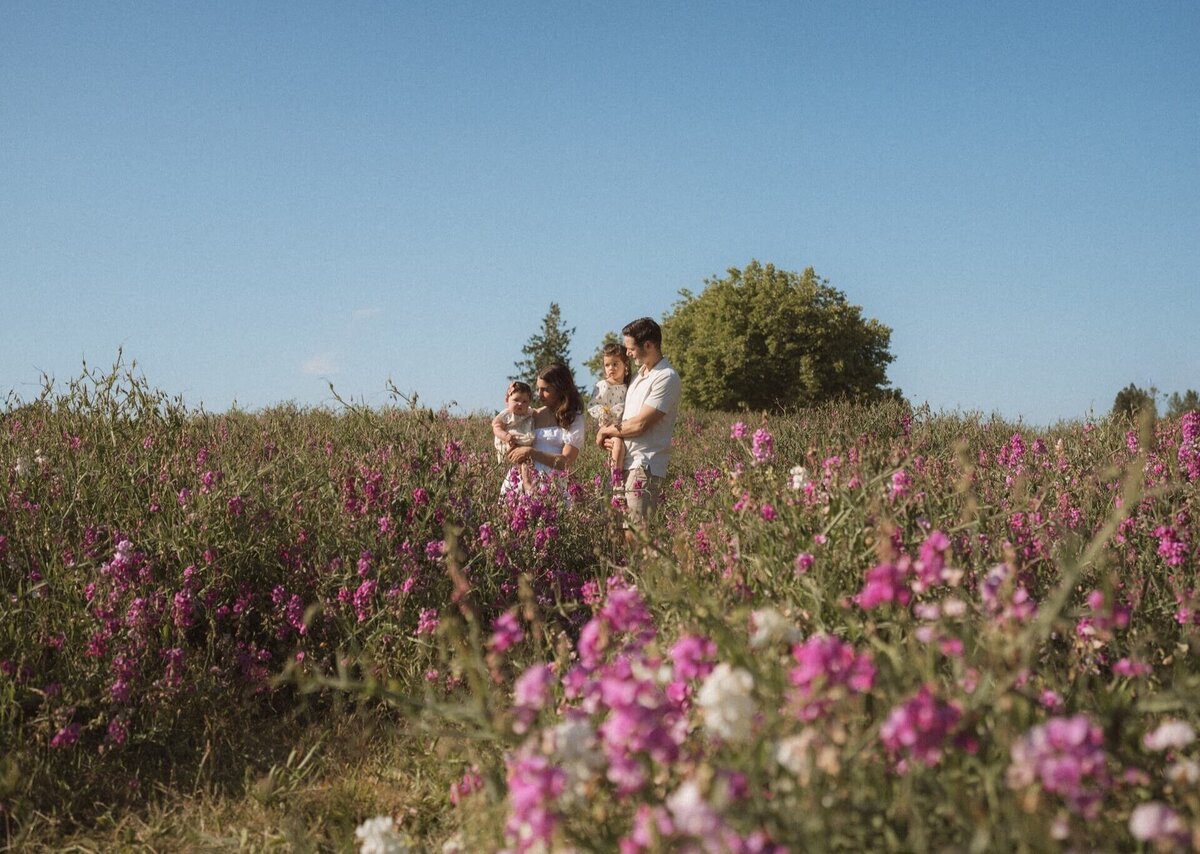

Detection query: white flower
xmin=549 ymin=717 xmax=604 ymax=805
xmin=666 ymin=780 xmax=720 ymax=837
xmin=440 ymin=833 xmax=466 ymax=854
xmin=13 ymin=456 xmax=28 ymax=476
xmin=697 ymin=663 xmax=756 ymax=742
xmin=1144 ymin=719 xmax=1196 ymax=751
xmin=749 ymin=608 xmax=802 ymax=648
xmin=788 ymin=465 xmax=810 ymax=490
xmin=1167 ymin=758 xmax=1200 ymax=785
xmin=1129 ymin=801 xmax=1186 ymax=843
xmin=354 ymin=815 xmax=410 ymax=854
xmin=775 ymin=732 xmax=815 ymax=777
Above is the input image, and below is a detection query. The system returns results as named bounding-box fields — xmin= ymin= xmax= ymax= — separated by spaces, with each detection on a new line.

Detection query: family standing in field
xmin=491 ymin=316 xmax=682 ymax=538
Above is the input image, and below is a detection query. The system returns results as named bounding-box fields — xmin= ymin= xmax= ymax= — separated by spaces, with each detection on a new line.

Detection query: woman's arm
xmin=508 ymin=443 xmax=579 ymax=472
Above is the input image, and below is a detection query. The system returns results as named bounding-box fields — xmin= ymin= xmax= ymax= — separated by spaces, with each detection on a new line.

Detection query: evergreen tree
xmin=1166 ymin=389 xmax=1200 ymax=418
xmin=512 ymin=303 xmax=575 ymax=388
xmin=1112 ymin=383 xmax=1158 ymax=421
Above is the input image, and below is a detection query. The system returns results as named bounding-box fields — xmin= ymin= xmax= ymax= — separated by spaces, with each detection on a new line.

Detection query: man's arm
xmin=596 ymin=404 xmax=666 ymax=447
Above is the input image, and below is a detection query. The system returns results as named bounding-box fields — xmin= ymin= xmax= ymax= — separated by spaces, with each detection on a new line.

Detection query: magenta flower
xmin=879 ymin=684 xmax=963 ymax=772
xmin=50 ymin=722 xmax=82 ymax=749
xmin=513 ymin=663 xmax=556 ymax=733
xmin=856 ymin=560 xmax=912 ymax=610
xmin=751 ymin=428 xmax=774 ymax=464
xmin=1007 ymin=714 xmax=1111 ymax=819
xmin=504 ymin=749 xmax=566 ymax=852
xmin=670 ymin=634 xmax=717 ymax=681
xmin=415 ymin=608 xmax=440 ymax=636
xmin=488 ymin=610 xmax=525 ymax=656
xmin=789 ymin=635 xmax=876 ymax=721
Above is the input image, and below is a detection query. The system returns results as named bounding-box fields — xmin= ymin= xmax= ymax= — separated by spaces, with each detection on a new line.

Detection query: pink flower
xmin=1007 ymin=714 xmax=1110 ymax=819
xmin=751 ymin=428 xmax=774 ymax=464
xmin=512 ymin=663 xmax=556 ymax=733
xmin=789 ymin=635 xmax=876 ymax=721
xmin=670 ymin=635 xmax=717 ymax=681
xmin=730 ymin=422 xmax=748 ymax=439
xmin=879 ymin=684 xmax=963 ymax=772
xmin=50 ymin=722 xmax=81 ymax=748
xmin=488 ymin=610 xmax=525 ymax=656
xmin=856 ymin=561 xmax=912 ymax=610
xmin=415 ymin=608 xmax=440 ymax=636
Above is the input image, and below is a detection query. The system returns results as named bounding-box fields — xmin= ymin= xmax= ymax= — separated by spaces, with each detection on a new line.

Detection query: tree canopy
xmin=511 ymin=303 xmax=575 ymax=389
xmin=1166 ymin=389 xmax=1200 ymax=418
xmin=1112 ymin=383 xmax=1158 ymax=421
xmin=662 ymin=261 xmax=896 ymax=411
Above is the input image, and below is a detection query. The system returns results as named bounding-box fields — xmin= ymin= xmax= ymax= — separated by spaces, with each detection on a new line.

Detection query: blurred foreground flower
xmin=355 ymin=815 xmax=411 ymax=854
xmin=697 ymin=663 xmax=756 ymax=742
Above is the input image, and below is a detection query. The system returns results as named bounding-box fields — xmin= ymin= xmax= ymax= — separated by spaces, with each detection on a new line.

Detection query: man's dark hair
xmin=622 ymin=317 xmax=662 ymax=348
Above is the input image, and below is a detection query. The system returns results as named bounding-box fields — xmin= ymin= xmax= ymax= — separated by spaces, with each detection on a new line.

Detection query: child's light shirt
xmin=588 ymin=379 xmax=627 ymax=428
xmin=494 ymin=410 xmax=535 ymax=462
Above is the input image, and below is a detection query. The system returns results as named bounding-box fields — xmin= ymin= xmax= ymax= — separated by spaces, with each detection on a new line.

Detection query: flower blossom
xmin=696 ymin=663 xmax=756 ymax=743
xmin=879 ymin=684 xmax=962 ymax=772
xmin=354 ymin=815 xmax=410 ymax=854
xmin=1143 ymin=719 xmax=1196 ymax=752
xmin=1007 ymin=714 xmax=1111 ymax=819
xmin=751 ymin=429 xmax=774 ymax=464
xmin=1128 ymin=802 xmax=1189 ymax=847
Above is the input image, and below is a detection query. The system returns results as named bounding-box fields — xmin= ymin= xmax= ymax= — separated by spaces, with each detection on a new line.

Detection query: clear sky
xmin=3 ymin=2 xmax=1197 ymax=426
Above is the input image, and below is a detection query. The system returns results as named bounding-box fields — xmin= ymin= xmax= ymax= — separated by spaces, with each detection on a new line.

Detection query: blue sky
xmin=3 ymin=2 xmax=1197 ymax=425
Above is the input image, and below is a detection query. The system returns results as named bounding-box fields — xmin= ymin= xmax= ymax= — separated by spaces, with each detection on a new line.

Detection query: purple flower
xmin=879 ymin=684 xmax=963 ymax=772
xmin=730 ymin=422 xmax=748 ymax=440
xmin=50 ymin=722 xmax=81 ymax=749
xmin=751 ymin=428 xmax=774 ymax=464
xmin=670 ymin=634 xmax=717 ymax=681
xmin=415 ymin=608 xmax=440 ymax=636
xmin=856 ymin=560 xmax=912 ymax=610
xmin=488 ymin=610 xmax=525 ymax=656
xmin=512 ymin=663 xmax=556 ymax=733
xmin=789 ymin=635 xmax=876 ymax=721
xmin=504 ymin=750 xmax=566 ymax=852
xmin=1007 ymin=714 xmax=1111 ymax=819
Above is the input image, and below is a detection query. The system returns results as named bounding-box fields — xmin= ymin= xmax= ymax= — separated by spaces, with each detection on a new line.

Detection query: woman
xmin=505 ymin=363 xmax=585 ymax=489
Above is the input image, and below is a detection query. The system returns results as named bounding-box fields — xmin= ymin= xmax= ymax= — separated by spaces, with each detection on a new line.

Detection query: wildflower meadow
xmin=3 ymin=361 xmax=1199 ymax=851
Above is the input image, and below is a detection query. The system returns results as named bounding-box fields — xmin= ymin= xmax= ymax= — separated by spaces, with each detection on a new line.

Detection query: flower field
xmin=3 ymin=363 xmax=1200 ymax=851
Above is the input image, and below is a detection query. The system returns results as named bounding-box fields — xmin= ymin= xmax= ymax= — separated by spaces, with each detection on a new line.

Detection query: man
xmin=595 ymin=317 xmax=681 ymax=539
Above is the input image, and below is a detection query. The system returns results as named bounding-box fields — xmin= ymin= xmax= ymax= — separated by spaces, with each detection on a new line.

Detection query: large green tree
xmin=662 ymin=261 xmax=896 ymax=411
xmin=511 ymin=302 xmax=575 ymax=388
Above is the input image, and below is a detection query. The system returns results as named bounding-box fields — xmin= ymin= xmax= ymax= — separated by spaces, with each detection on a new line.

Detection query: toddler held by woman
xmin=493 ymin=381 xmax=535 ymax=492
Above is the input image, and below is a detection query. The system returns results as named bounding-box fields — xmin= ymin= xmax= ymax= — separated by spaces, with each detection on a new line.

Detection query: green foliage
xmin=1111 ymin=382 xmax=1158 ymax=421
xmin=6 ymin=360 xmax=1200 ymax=851
xmin=662 ymin=260 xmax=896 ymax=411
xmin=511 ymin=302 xmax=575 ymax=388
xmin=1167 ymin=389 xmax=1200 ymax=418
xmin=582 ymin=331 xmax=622 ymax=384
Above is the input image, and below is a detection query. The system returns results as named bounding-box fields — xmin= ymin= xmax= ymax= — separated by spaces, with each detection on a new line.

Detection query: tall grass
xmin=2 ymin=361 xmax=1198 ymax=850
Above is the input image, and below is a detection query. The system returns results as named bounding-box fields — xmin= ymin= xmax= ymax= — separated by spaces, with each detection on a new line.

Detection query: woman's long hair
xmin=537 ymin=363 xmax=584 ymax=429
